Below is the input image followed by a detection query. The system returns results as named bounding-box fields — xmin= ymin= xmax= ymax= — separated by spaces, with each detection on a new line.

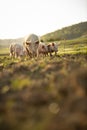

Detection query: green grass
xmin=57 ymin=37 xmax=87 ymax=54
xmin=0 ymin=47 xmax=9 ymax=54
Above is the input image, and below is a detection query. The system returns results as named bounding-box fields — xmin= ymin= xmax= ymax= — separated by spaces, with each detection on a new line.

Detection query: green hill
xmin=41 ymin=21 xmax=87 ymax=42
xmin=0 ymin=38 xmax=24 ymax=48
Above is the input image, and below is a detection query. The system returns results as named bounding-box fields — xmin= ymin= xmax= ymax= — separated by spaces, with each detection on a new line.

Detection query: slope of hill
xmin=0 ymin=38 xmax=24 ymax=48
xmin=41 ymin=21 xmax=87 ymax=42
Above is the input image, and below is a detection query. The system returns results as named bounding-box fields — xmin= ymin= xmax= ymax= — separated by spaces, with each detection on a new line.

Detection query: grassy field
xmin=0 ymin=38 xmax=87 ymax=130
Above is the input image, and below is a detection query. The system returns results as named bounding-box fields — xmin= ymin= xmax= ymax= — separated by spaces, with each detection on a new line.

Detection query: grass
xmin=0 ymin=47 xmax=9 ymax=54
xmin=57 ymin=37 xmax=87 ymax=54
xmin=0 ymin=37 xmax=87 ymax=130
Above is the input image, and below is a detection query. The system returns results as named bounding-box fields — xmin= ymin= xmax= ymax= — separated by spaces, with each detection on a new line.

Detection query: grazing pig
xmin=38 ymin=42 xmax=48 ymax=57
xmin=23 ymin=34 xmax=40 ymax=58
xmin=47 ymin=42 xmax=58 ymax=56
xmin=9 ymin=43 xmax=24 ymax=58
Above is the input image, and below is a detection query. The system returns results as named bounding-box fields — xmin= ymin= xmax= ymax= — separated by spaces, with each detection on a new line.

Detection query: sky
xmin=0 ymin=0 xmax=87 ymax=39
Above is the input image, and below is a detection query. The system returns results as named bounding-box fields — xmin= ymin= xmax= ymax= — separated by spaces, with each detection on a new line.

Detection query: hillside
xmin=41 ymin=21 xmax=87 ymax=42
xmin=0 ymin=38 xmax=24 ymax=48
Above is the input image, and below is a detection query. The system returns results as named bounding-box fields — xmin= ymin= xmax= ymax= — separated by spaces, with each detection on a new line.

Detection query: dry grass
xmin=0 ymin=53 xmax=87 ymax=130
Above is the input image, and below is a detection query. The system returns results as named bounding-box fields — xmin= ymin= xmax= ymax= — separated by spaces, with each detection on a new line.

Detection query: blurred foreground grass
xmin=0 ymin=53 xmax=87 ymax=130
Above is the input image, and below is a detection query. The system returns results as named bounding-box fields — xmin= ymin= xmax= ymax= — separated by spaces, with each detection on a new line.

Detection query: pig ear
xmin=52 ymin=43 xmax=54 ymax=46
xmin=42 ymin=45 xmax=44 ymax=48
xmin=47 ymin=44 xmax=50 ymax=47
xmin=26 ymin=41 xmax=31 ymax=45
xmin=35 ymin=41 xmax=39 ymax=44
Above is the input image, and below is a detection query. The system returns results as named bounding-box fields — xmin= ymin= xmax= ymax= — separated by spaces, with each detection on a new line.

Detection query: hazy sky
xmin=0 ymin=0 xmax=87 ymax=39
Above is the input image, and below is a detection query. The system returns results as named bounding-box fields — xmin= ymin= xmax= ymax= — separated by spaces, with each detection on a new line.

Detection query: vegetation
xmin=41 ymin=21 xmax=87 ymax=42
xmin=58 ymin=37 xmax=87 ymax=54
